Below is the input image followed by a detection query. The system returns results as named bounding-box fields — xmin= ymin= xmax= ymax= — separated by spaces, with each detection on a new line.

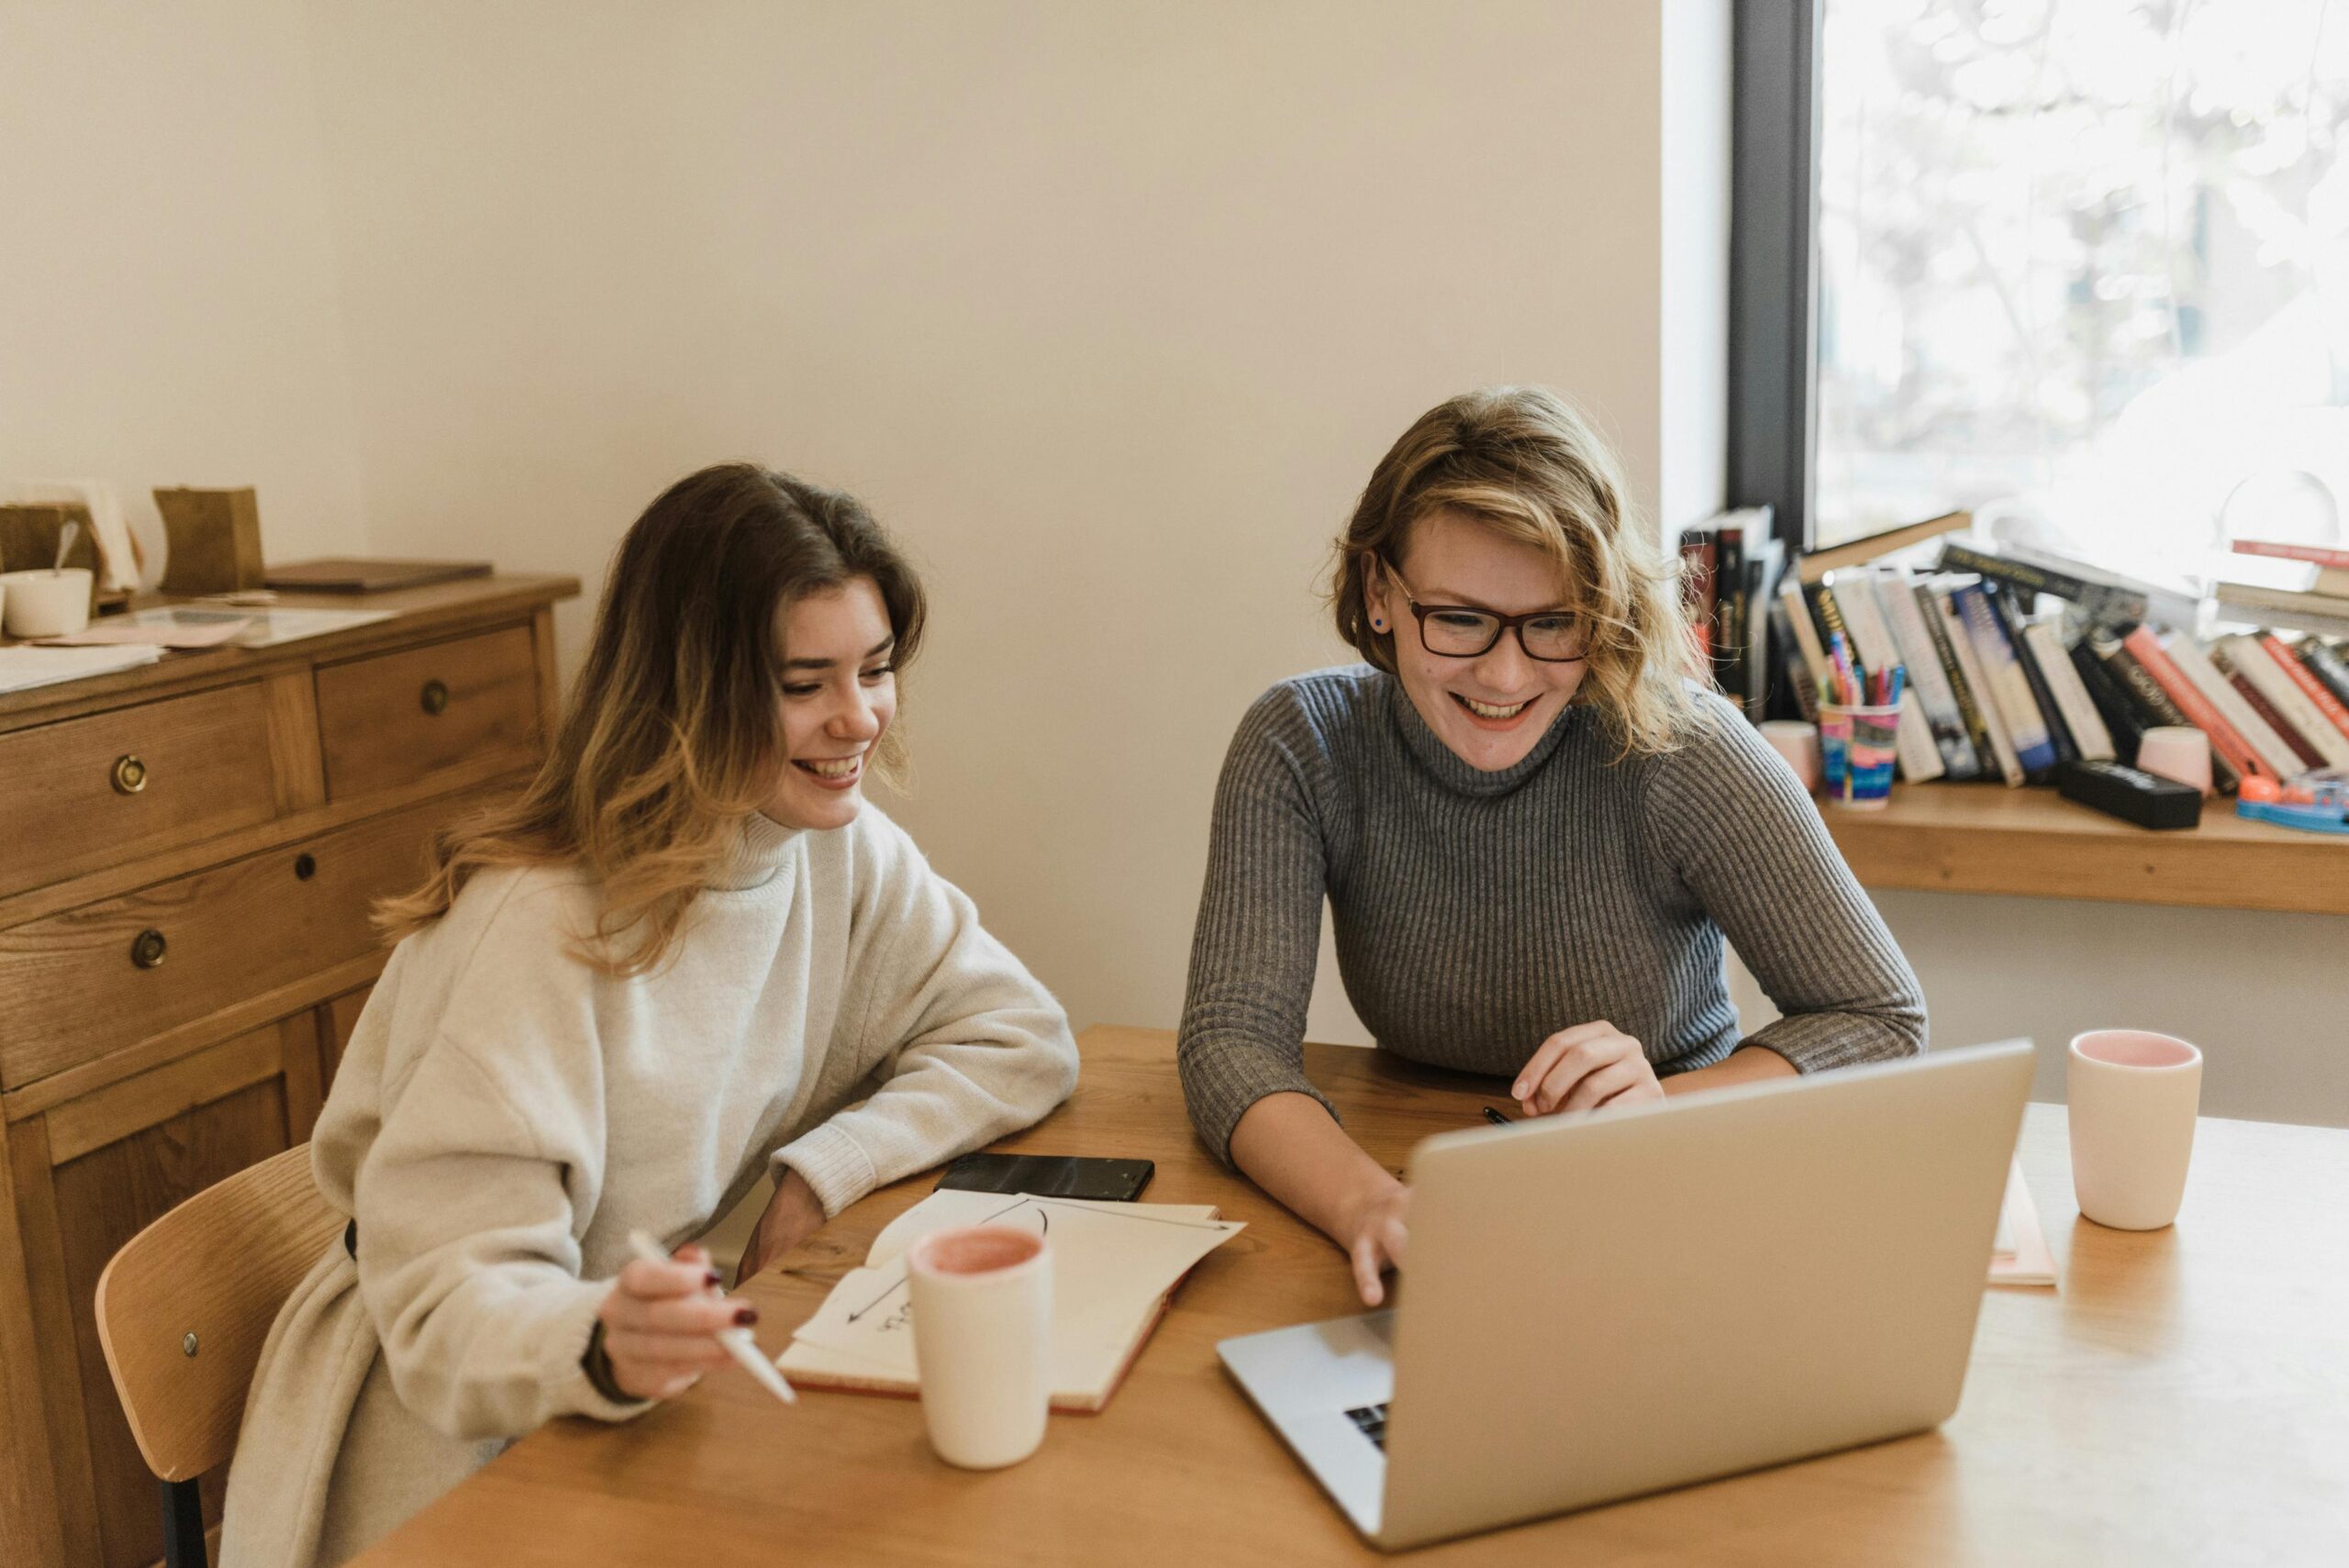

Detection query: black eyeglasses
xmin=1381 ymin=565 xmax=1586 ymax=663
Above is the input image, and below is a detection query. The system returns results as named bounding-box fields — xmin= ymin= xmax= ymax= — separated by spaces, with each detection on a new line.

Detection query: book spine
xmin=1954 ymin=584 xmax=2056 ymax=775
xmin=1802 ymin=579 xmax=1866 ymax=693
xmin=1920 ymin=583 xmax=1998 ymax=772
xmin=1777 ymin=569 xmax=1835 ymax=695
xmin=1874 ymin=568 xmax=1979 ymax=778
xmin=1942 ymin=587 xmax=2026 ymax=784
xmin=1742 ymin=539 xmax=1786 ymax=720
xmin=1767 ymin=598 xmax=1821 ymax=723
xmin=2165 ymin=632 xmax=2305 ymax=779
xmin=2069 ymin=641 xmax=2147 ymax=763
xmin=1831 ymin=573 xmax=1942 ymax=779
xmin=1678 ymin=528 xmax=1716 ymax=666
xmin=2260 ymin=632 xmax=2349 ymax=744
xmin=1715 ymin=525 xmax=1745 ymax=701
xmin=2211 ymin=647 xmax=2325 ymax=771
xmin=2125 ymin=628 xmax=2277 ymax=784
xmin=2231 ymin=538 xmax=2349 ymax=570
xmin=2023 ymin=621 xmax=2115 ymax=761
xmin=2099 ymin=639 xmax=2190 ymax=727
xmin=1987 ymin=584 xmax=2078 ymax=765
xmin=2297 ymin=638 xmax=2349 ymax=709
xmin=1938 ymin=539 xmax=2149 ymax=624
xmin=2235 ymin=636 xmax=2349 ymax=764
xmin=2099 ymin=636 xmax=2242 ymax=792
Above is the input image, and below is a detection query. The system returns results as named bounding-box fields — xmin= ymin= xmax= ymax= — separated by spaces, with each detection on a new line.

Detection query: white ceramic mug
xmin=0 ymin=568 xmax=94 ymax=639
xmin=1758 ymin=719 xmax=1823 ymax=792
xmin=2135 ymin=727 xmax=2213 ymax=796
xmin=2067 ymin=1029 xmax=2202 ymax=1230
xmin=907 ymin=1224 xmax=1051 ymax=1469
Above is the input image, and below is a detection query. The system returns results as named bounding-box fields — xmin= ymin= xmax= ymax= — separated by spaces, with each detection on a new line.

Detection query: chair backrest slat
xmin=95 ymin=1143 xmax=341 ymax=1483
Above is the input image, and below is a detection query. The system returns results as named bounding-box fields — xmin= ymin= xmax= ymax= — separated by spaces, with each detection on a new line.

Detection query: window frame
xmin=1727 ymin=0 xmax=1821 ymax=557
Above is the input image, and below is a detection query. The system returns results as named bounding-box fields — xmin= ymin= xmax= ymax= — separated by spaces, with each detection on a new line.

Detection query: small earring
xmin=1371 ymin=617 xmax=1386 ymax=630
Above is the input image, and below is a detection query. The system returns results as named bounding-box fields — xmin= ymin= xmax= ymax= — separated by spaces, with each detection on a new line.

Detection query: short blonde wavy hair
xmin=1330 ymin=385 xmax=1706 ymax=756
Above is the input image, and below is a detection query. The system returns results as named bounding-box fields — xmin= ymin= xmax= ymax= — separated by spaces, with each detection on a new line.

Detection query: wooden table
xmin=359 ymin=1027 xmax=2349 ymax=1565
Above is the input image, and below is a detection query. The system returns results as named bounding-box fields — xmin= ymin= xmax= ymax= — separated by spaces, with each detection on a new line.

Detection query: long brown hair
xmin=1329 ymin=386 xmax=1703 ymax=755
xmin=379 ymin=462 xmax=928 ymax=973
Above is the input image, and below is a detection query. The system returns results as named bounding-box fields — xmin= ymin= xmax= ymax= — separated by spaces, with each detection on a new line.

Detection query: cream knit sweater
xmin=218 ymin=807 xmax=1078 ymax=1568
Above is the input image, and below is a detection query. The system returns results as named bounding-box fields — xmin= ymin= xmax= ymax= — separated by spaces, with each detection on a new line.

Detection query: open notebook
xmin=779 ymin=1189 xmax=1244 ymax=1412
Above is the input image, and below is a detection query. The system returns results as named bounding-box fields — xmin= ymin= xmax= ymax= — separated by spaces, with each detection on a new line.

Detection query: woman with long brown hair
xmin=1178 ymin=387 xmax=1924 ymax=1306
xmin=222 ymin=464 xmax=1078 ymax=1568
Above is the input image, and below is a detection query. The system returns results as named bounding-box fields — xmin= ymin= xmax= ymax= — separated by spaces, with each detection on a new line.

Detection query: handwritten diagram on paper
xmin=779 ymin=1191 xmax=1242 ymax=1405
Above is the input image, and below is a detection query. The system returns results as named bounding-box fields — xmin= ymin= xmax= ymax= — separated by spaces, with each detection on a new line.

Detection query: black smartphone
xmin=934 ymin=1152 xmax=1154 ymax=1202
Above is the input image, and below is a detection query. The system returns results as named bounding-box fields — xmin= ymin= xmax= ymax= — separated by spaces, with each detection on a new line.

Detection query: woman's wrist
xmin=580 ymin=1319 xmax=637 ymax=1404
xmin=1332 ymin=1165 xmax=1406 ymax=1247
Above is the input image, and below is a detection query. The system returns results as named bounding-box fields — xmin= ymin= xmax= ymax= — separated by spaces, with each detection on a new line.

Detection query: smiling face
xmin=1364 ymin=508 xmax=1588 ymax=772
xmin=763 ymin=577 xmax=898 ymax=830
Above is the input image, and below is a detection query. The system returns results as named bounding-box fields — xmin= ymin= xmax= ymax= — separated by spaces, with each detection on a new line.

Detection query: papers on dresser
xmin=28 ymin=605 xmax=395 ymax=651
xmin=779 ymin=1189 xmax=1244 ymax=1411
xmin=0 ymin=643 xmax=162 ymax=694
xmin=38 ymin=607 xmax=251 ymax=648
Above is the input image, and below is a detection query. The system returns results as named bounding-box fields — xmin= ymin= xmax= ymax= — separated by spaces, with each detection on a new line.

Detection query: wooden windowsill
xmin=1820 ymin=781 xmax=2349 ymax=916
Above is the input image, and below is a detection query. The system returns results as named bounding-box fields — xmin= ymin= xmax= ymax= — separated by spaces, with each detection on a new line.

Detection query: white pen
xmin=625 ymin=1229 xmax=797 ymax=1406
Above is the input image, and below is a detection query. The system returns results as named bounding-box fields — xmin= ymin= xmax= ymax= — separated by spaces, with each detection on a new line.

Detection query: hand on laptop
xmin=1337 ymin=1179 xmax=1411 ymax=1307
xmin=1513 ymin=1022 xmax=1664 ymax=1117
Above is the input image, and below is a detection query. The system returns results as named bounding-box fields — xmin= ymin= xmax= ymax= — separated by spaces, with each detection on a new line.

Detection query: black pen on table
xmin=1482 ymin=1106 xmax=1514 ymax=1127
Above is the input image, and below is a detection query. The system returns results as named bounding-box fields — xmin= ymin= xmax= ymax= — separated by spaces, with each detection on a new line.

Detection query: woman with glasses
xmin=1177 ymin=386 xmax=1924 ymax=1305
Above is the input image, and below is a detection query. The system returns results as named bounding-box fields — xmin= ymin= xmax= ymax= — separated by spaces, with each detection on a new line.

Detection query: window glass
xmin=1816 ymin=0 xmax=2349 ymax=573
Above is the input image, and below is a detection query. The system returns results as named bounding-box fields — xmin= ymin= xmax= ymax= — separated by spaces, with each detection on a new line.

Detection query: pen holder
xmin=1819 ymin=703 xmax=1898 ymax=809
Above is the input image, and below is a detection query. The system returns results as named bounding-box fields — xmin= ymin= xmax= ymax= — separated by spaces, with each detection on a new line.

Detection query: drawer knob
xmin=295 ymin=852 xmax=317 ymax=881
xmin=131 ymin=929 xmax=168 ymax=970
xmin=420 ymin=679 xmax=451 ymax=717
xmin=111 ymin=754 xmax=148 ymax=795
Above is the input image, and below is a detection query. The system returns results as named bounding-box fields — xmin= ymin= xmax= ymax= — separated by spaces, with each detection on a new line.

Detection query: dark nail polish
xmin=704 ymin=1270 xmax=722 ymax=1288
xmin=734 ymin=1306 xmax=759 ymax=1326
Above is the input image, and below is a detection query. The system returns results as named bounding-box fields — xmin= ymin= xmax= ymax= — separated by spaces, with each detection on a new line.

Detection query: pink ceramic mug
xmin=2067 ymin=1029 xmax=2202 ymax=1230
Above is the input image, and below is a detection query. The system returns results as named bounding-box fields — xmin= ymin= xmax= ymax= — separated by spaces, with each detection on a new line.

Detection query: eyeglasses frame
xmin=1376 ymin=562 xmax=1588 ymax=664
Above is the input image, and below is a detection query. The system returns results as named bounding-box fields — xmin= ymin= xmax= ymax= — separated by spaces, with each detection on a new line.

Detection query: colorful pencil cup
xmin=1818 ymin=702 xmax=1899 ymax=809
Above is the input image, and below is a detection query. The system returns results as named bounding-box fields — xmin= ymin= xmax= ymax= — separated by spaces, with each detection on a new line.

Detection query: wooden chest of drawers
xmin=0 ymin=574 xmax=577 ymax=1568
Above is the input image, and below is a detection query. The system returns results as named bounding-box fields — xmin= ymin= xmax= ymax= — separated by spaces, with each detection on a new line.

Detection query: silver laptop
xmin=1219 ymin=1040 xmax=2033 ymax=1551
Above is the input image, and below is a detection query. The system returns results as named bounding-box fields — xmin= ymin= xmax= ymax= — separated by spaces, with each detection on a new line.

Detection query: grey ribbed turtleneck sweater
xmin=1177 ymin=666 xmax=1926 ymax=1162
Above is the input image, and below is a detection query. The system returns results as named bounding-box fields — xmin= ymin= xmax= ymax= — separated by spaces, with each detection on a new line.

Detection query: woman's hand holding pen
xmin=597 ymin=1240 xmax=755 ymax=1401
xmin=1336 ymin=1177 xmax=1412 ymax=1307
xmin=1513 ymin=1021 xmax=1663 ymax=1118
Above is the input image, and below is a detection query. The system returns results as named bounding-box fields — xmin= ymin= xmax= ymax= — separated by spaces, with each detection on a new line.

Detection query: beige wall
xmin=12 ymin=3 xmax=2335 ymax=1126
xmin=0 ymin=0 xmax=369 ymax=567
xmin=303 ymin=1 xmax=1713 ymax=1041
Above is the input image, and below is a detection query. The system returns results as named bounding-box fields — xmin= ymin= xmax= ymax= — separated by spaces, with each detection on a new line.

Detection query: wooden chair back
xmin=93 ymin=1141 xmax=341 ymax=1483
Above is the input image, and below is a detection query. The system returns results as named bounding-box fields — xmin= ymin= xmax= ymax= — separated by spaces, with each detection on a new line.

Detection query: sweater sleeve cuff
xmin=1182 ymin=1046 xmax=1341 ymax=1170
xmin=774 ymin=1122 xmax=881 ymax=1218
xmin=552 ymin=1278 xmax=654 ymax=1423
xmin=1742 ymin=1019 xmax=1907 ymax=1074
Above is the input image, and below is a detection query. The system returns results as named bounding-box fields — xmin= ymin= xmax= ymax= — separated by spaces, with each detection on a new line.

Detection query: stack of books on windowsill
xmin=1716 ymin=523 xmax=2349 ymax=795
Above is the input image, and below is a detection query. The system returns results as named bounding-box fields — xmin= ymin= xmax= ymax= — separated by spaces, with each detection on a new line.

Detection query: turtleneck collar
xmin=1386 ymin=673 xmax=1577 ymax=798
xmin=712 ymin=811 xmax=806 ymax=892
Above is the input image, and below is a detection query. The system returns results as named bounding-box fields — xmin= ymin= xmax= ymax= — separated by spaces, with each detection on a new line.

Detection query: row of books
xmin=1677 ymin=507 xmax=1783 ymax=721
xmin=1684 ymin=519 xmax=2349 ymax=791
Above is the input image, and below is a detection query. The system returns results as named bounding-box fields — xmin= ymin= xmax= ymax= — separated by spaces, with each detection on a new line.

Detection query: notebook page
xmin=1987 ymin=1159 xmax=2056 ymax=1287
xmin=783 ymin=1194 xmax=1241 ymax=1403
xmin=863 ymin=1188 xmax=1221 ymax=1267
